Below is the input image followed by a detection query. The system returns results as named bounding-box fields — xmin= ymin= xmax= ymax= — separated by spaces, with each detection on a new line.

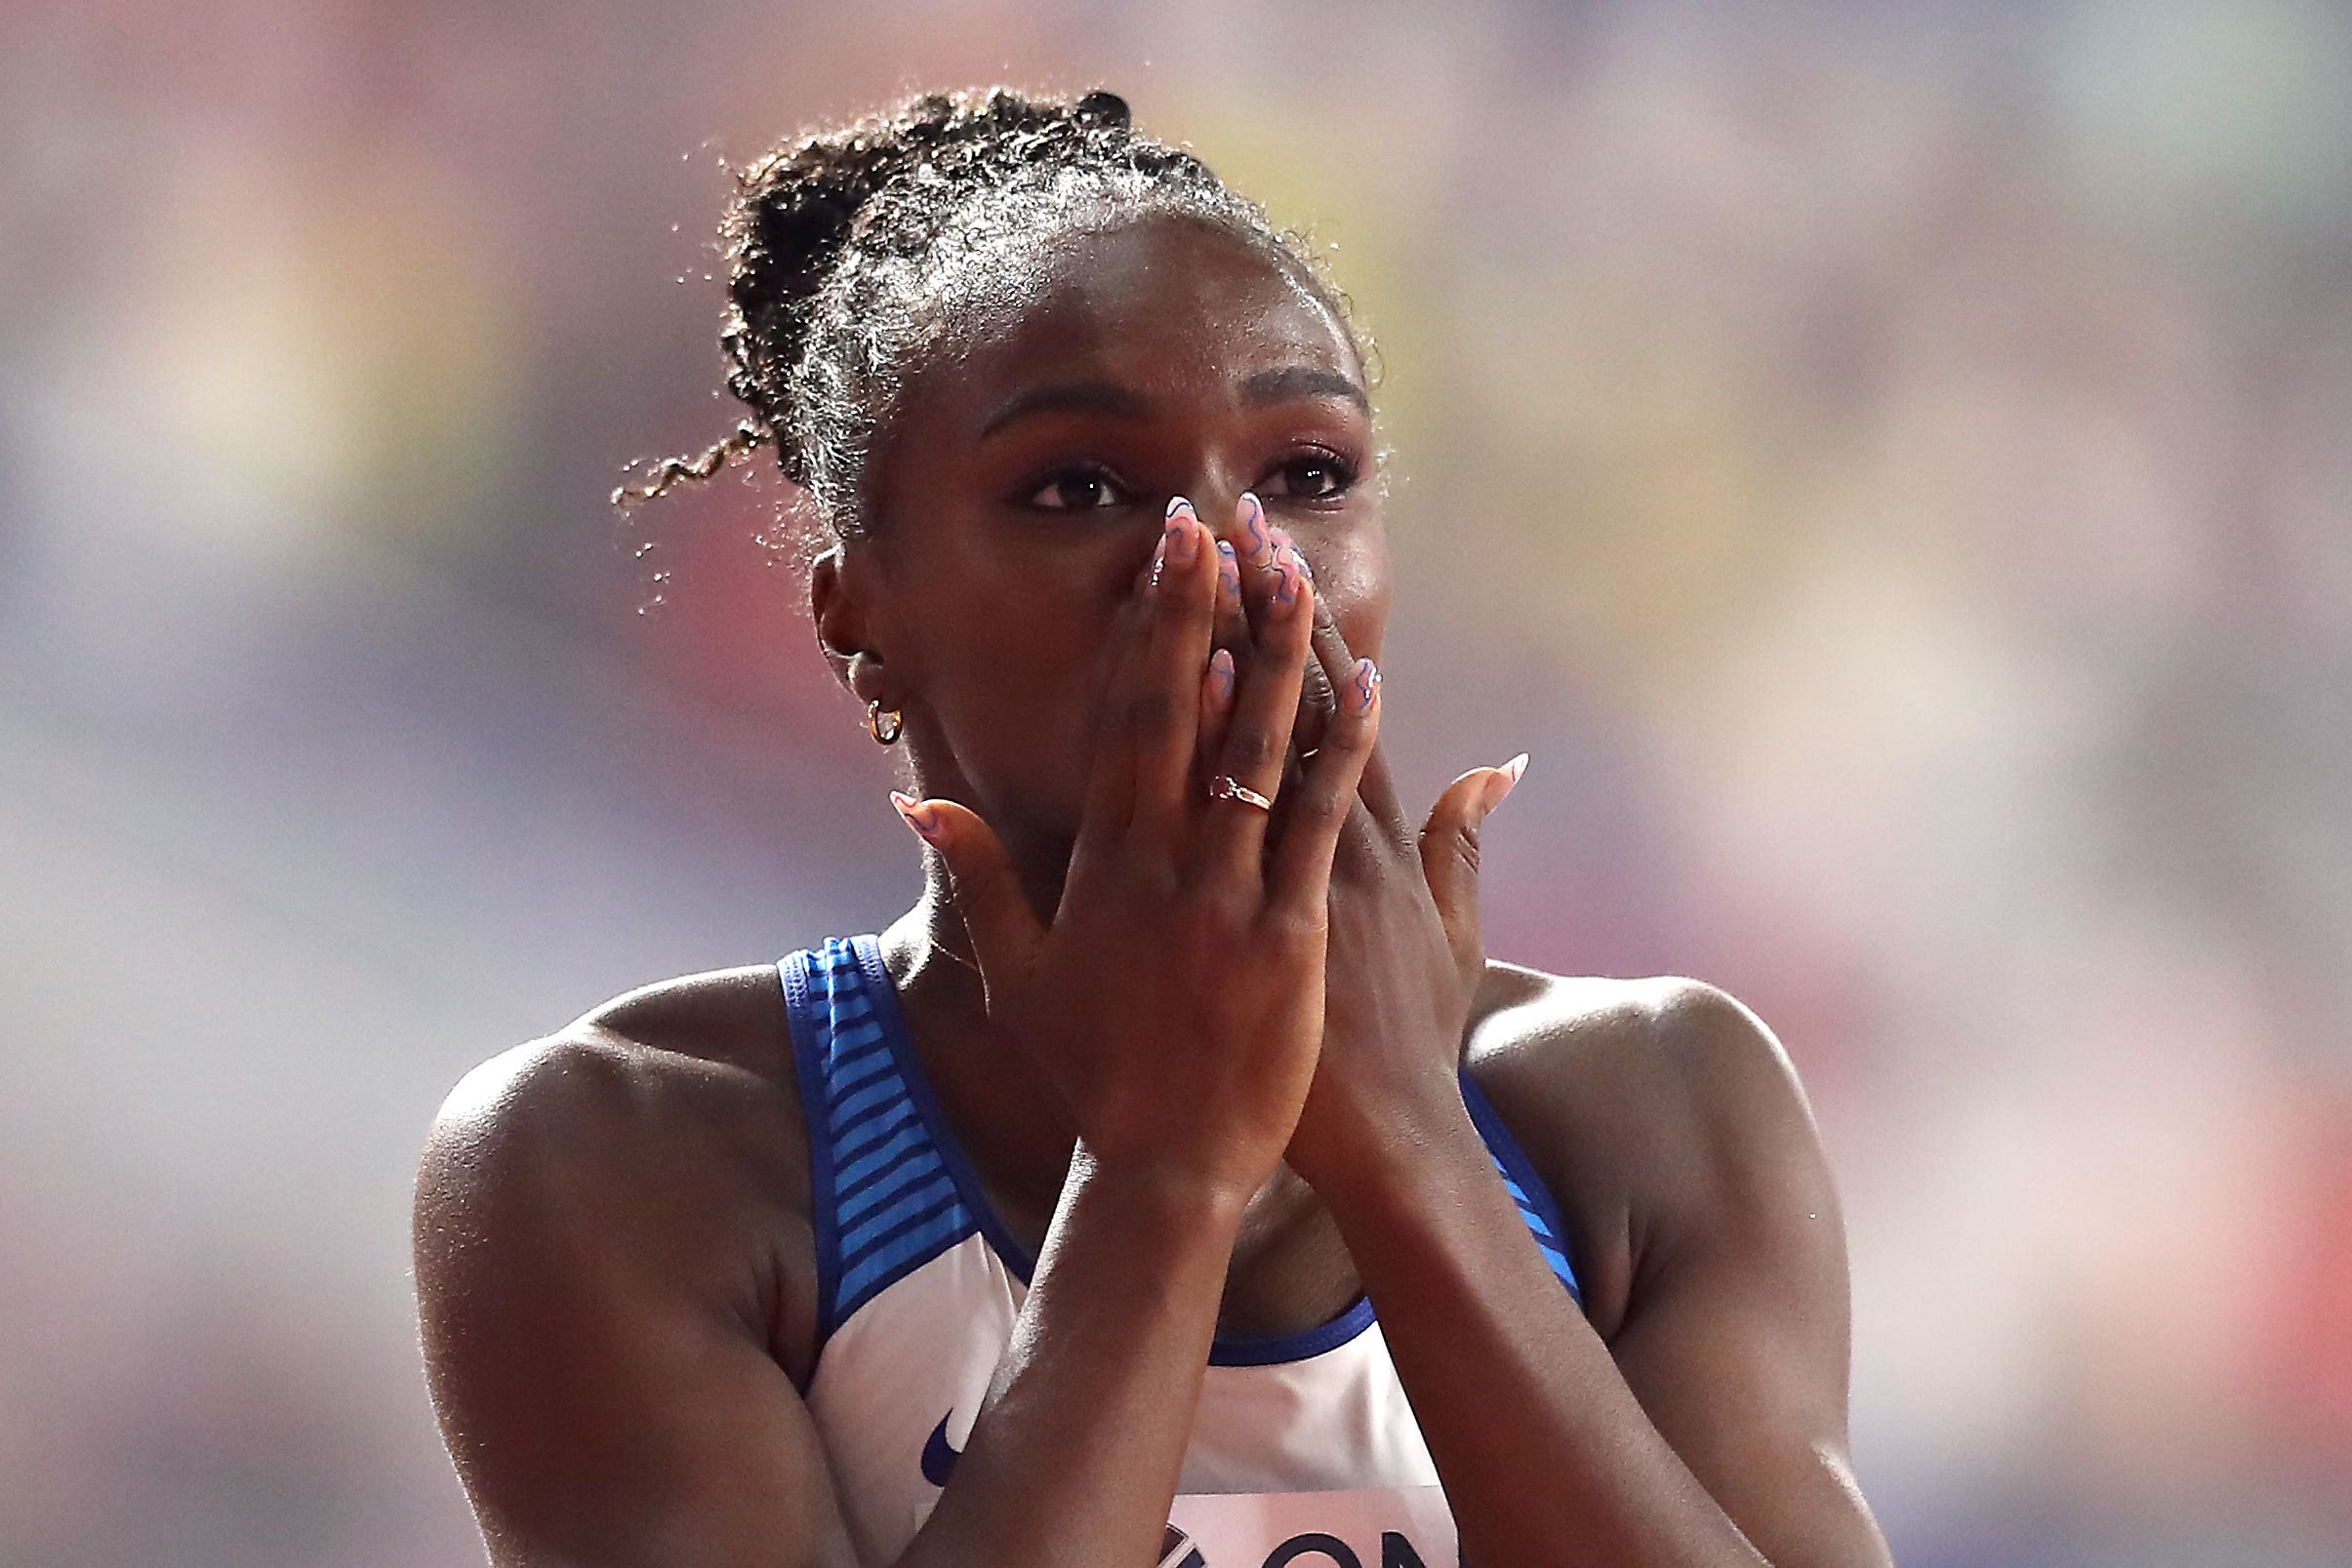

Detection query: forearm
xmin=901 ymin=1145 xmax=1245 ymax=1568
xmin=1320 ymin=1095 xmax=1770 ymax=1568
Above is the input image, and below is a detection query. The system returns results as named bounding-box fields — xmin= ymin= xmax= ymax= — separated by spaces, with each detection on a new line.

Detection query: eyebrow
xmin=977 ymin=365 xmax=1372 ymax=439
xmin=978 ymin=380 xmax=1153 ymax=438
xmin=1240 ymin=366 xmax=1371 ymax=414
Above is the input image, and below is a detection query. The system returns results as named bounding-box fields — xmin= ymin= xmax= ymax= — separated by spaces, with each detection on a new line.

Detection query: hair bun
xmin=1073 ymin=90 xmax=1131 ymax=129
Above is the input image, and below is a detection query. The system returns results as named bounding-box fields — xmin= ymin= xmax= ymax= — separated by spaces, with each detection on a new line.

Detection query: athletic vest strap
xmin=782 ymin=934 xmax=1581 ymax=1352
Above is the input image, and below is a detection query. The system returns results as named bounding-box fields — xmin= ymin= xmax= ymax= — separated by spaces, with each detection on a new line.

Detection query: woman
xmin=414 ymin=86 xmax=1892 ymax=1568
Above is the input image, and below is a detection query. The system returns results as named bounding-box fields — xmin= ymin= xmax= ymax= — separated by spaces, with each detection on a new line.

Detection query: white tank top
xmin=780 ymin=936 xmax=1583 ymax=1568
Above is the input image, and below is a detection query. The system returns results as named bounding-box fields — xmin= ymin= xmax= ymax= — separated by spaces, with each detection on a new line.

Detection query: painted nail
xmin=1237 ymin=492 xmax=1275 ymax=568
xmin=1348 ymin=657 xmax=1381 ymax=712
xmin=1165 ymin=511 xmax=1199 ymax=567
xmin=890 ymin=790 xmax=942 ymax=842
xmin=1273 ymin=555 xmax=1304 ymax=608
xmin=1486 ymin=752 xmax=1529 ymax=811
xmin=1263 ymin=523 xmax=1315 ymax=583
xmin=1215 ymin=539 xmax=1239 ymax=598
xmin=1209 ymin=647 xmax=1236 ymax=704
xmin=1166 ymin=495 xmax=1198 ymax=522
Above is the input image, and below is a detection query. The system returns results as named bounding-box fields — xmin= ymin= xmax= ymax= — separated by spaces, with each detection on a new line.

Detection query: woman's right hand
xmin=891 ymin=496 xmax=1381 ymax=1205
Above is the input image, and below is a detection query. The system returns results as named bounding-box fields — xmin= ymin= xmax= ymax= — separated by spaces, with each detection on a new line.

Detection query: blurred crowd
xmin=3 ymin=1 xmax=2348 ymax=1563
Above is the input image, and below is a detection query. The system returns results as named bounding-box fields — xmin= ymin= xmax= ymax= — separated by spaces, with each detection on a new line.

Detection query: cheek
xmin=913 ymin=555 xmax=1133 ymax=751
xmin=1311 ymin=536 xmax=1393 ymax=660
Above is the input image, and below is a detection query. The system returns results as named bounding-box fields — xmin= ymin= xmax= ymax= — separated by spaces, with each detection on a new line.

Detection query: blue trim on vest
xmin=1461 ymin=1072 xmax=1583 ymax=1303
xmin=782 ymin=938 xmax=982 ymax=1349
xmin=783 ymin=933 xmax=1582 ymax=1361
xmin=779 ymin=950 xmax=842 ymax=1349
xmin=841 ymin=934 xmax=1387 ymax=1367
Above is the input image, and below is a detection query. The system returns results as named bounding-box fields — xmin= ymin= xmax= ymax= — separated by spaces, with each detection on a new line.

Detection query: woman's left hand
xmin=1235 ymin=525 xmax=1526 ymax=1196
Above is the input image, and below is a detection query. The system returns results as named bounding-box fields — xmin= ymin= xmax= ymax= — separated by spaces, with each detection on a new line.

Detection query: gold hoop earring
xmin=866 ymin=700 xmax=904 ymax=745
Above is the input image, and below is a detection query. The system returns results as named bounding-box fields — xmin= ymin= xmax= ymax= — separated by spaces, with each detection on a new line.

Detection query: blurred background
xmin=5 ymin=0 xmax=2349 ymax=1562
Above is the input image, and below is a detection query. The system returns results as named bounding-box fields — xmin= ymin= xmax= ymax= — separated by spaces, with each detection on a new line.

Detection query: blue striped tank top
xmin=781 ymin=933 xmax=1581 ymax=1568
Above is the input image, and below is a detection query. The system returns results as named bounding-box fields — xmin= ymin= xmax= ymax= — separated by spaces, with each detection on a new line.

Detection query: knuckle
xmin=1295 ymin=784 xmax=1347 ymax=826
xmin=1418 ymin=822 xmax=1481 ymax=873
xmin=1225 ymin=729 xmax=1278 ymax=772
xmin=1184 ymin=877 xmax=1255 ymax=934
xmin=1155 ymin=577 xmax=1211 ymax=624
xmin=1262 ymin=902 xmax=1328 ymax=947
xmin=1120 ymin=689 xmax=1181 ymax=738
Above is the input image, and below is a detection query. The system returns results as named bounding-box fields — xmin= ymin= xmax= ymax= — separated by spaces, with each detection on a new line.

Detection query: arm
xmin=419 ymin=500 xmax=1376 ymax=1566
xmin=415 ymin=1035 xmax=1256 ymax=1568
xmin=415 ymin=1035 xmax=861 ymax=1568
xmin=1314 ymin=983 xmax=1891 ymax=1568
xmin=1244 ymin=528 xmax=1886 ymax=1566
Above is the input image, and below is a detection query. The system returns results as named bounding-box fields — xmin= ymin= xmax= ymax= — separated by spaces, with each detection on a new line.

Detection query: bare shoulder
xmin=420 ymin=964 xmax=804 ymax=1214
xmin=1462 ymin=962 xmax=1832 ymax=1336
xmin=414 ymin=963 xmax=822 ymax=1379
xmin=1466 ymin=961 xmax=1815 ymax=1144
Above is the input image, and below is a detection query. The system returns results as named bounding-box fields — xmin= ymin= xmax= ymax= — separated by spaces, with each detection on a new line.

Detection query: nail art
xmin=890 ymin=790 xmax=941 ymax=842
xmin=1215 ymin=539 xmax=1240 ymax=598
xmin=1209 ymin=647 xmax=1236 ymax=704
xmin=1264 ymin=523 xmax=1316 ymax=584
xmin=1349 ymin=657 xmax=1380 ymax=712
xmin=1150 ymin=516 xmax=1187 ymax=590
xmin=1274 ymin=555 xmax=1304 ymax=607
xmin=1237 ymin=492 xmax=1275 ymax=568
xmin=1166 ymin=495 xmax=1197 ymax=522
xmin=1166 ymin=511 xmax=1199 ymax=566
xmin=1486 ymin=753 xmax=1529 ymax=812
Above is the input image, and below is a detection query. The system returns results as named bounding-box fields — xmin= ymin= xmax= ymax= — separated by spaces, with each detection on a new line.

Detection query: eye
xmin=1265 ymin=449 xmax=1358 ymax=503
xmin=1022 ymin=463 xmax=1134 ymax=511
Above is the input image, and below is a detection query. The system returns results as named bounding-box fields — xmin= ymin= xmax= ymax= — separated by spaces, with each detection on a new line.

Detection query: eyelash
xmin=1018 ymin=448 xmax=1361 ymax=512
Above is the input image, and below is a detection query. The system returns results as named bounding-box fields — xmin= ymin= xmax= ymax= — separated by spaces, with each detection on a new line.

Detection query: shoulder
xmin=419 ymin=963 xmax=804 ymax=1210
xmin=1466 ymin=961 xmax=1813 ymax=1157
xmin=414 ymin=963 xmax=820 ymax=1368
xmin=1462 ymin=963 xmax=1831 ymax=1332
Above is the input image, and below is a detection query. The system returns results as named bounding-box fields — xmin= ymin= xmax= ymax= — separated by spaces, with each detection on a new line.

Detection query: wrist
xmin=1061 ymin=1139 xmax=1258 ymax=1240
xmin=1292 ymin=1066 xmax=1477 ymax=1213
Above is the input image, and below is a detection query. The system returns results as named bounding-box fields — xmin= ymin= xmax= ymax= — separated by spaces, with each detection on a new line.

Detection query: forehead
xmin=912 ymin=213 xmax=1360 ymax=426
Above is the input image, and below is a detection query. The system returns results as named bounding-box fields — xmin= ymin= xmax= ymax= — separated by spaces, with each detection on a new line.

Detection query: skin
xmin=414 ymin=212 xmax=1894 ymax=1568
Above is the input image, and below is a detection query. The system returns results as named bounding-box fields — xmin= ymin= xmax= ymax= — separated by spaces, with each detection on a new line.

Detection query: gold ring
xmin=1207 ymin=774 xmax=1274 ymax=812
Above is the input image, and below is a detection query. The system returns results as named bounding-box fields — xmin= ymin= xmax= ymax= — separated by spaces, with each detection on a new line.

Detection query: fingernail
xmin=1262 ymin=523 xmax=1315 ymax=583
xmin=1348 ymin=657 xmax=1380 ymax=712
xmin=1215 ymin=539 xmax=1239 ymax=597
xmin=1237 ymin=492 xmax=1274 ymax=568
xmin=1486 ymin=753 xmax=1529 ymax=811
xmin=1274 ymin=555 xmax=1305 ymax=608
xmin=889 ymin=790 xmax=942 ymax=842
xmin=1166 ymin=495 xmax=1197 ymax=522
xmin=1209 ymin=646 xmax=1236 ymax=704
xmin=1165 ymin=511 xmax=1199 ymax=566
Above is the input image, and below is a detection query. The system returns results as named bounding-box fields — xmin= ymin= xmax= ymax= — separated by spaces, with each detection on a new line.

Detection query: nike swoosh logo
xmin=920 ymin=1413 xmax=960 ymax=1487
xmin=922 ymin=1415 xmax=1196 ymax=1566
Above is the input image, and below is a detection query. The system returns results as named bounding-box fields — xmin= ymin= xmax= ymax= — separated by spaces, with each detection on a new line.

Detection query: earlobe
xmin=810 ymin=545 xmax=863 ymax=690
xmin=810 ymin=543 xmax=893 ymax=708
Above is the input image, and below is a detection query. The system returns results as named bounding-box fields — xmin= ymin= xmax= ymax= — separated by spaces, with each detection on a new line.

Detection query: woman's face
xmin=822 ymin=212 xmax=1389 ymax=888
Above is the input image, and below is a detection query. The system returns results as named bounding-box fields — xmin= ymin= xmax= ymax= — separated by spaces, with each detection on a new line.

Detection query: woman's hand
xmin=1233 ymin=516 xmax=1525 ymax=1195
xmin=889 ymin=500 xmax=1382 ymax=1205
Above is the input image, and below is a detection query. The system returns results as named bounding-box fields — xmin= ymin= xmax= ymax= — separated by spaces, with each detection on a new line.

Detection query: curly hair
xmin=615 ymin=85 xmax=1363 ymax=537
